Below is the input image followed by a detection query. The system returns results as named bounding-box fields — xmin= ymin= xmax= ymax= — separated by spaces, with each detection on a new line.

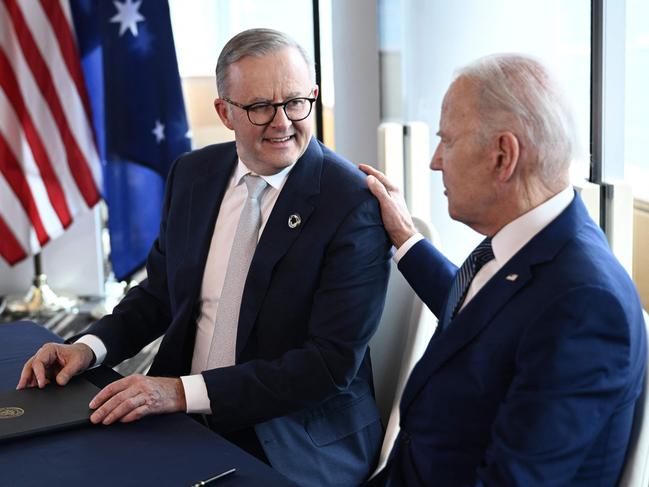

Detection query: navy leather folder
xmin=0 ymin=377 xmax=99 ymax=442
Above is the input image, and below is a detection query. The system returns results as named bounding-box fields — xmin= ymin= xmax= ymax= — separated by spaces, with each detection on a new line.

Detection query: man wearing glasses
xmin=19 ymin=28 xmax=390 ymax=486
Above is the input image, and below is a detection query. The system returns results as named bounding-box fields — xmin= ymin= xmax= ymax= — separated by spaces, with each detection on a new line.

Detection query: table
xmin=0 ymin=321 xmax=296 ymax=487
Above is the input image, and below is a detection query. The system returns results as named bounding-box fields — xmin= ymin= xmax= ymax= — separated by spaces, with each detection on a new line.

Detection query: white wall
xmin=331 ymin=0 xmax=381 ymax=167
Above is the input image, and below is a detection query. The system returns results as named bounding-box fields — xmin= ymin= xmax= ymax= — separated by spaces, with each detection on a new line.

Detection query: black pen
xmin=190 ymin=468 xmax=236 ymax=486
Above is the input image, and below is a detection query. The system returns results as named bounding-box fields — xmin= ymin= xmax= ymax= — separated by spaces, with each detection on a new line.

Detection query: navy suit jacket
xmin=85 ymin=138 xmax=391 ymax=486
xmin=383 ymin=194 xmax=646 ymax=486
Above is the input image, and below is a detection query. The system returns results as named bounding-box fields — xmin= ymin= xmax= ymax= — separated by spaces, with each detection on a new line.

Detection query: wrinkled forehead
xmin=230 ymin=47 xmax=310 ymax=78
xmin=441 ymin=77 xmax=480 ymax=124
xmin=227 ymin=47 xmax=313 ymax=98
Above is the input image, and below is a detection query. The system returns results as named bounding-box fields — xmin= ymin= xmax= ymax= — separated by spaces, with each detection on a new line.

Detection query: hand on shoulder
xmin=359 ymin=164 xmax=418 ymax=248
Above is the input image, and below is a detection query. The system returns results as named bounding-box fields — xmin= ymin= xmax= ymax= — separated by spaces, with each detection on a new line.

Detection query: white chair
xmin=618 ymin=309 xmax=649 ymax=487
xmin=369 ymin=216 xmax=439 ymax=476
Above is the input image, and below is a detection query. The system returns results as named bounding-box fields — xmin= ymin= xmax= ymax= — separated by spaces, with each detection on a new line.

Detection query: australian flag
xmin=70 ymin=0 xmax=191 ymax=281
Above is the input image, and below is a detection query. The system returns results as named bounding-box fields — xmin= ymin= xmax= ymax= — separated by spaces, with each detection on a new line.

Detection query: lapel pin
xmin=505 ymin=273 xmax=519 ymax=282
xmin=288 ymin=213 xmax=301 ymax=229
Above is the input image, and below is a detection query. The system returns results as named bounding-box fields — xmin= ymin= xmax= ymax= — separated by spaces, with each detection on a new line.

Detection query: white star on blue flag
xmin=71 ymin=0 xmax=191 ymax=280
xmin=110 ymin=0 xmax=145 ymax=37
xmin=152 ymin=120 xmax=165 ymax=143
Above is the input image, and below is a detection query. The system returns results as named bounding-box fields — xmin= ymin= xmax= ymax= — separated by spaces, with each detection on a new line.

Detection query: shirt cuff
xmin=180 ymin=374 xmax=212 ymax=414
xmin=393 ymin=233 xmax=425 ymax=263
xmin=75 ymin=334 xmax=107 ymax=369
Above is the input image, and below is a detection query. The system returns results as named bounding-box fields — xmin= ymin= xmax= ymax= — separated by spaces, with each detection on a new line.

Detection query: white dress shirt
xmin=78 ymin=159 xmax=293 ymax=414
xmin=395 ymin=186 xmax=574 ymax=312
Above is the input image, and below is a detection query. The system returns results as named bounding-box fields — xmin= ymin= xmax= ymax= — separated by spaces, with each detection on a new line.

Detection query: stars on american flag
xmin=110 ymin=0 xmax=145 ymax=37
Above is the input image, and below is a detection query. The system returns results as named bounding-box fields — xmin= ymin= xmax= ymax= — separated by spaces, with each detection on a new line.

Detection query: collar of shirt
xmin=232 ymin=159 xmax=294 ymax=192
xmin=491 ymin=185 xmax=574 ymax=268
xmin=460 ymin=185 xmax=574 ymax=313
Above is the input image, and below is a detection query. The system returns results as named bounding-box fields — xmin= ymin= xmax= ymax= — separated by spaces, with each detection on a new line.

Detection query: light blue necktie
xmin=439 ymin=237 xmax=494 ymax=332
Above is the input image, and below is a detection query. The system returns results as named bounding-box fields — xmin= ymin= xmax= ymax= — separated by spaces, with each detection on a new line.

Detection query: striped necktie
xmin=440 ymin=237 xmax=494 ymax=332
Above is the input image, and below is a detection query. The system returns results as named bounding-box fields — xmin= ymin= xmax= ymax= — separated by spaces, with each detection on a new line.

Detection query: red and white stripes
xmin=0 ymin=0 xmax=101 ymax=265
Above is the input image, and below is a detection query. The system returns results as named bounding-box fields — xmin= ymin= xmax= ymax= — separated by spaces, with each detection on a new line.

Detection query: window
xmin=379 ymin=0 xmax=591 ymax=264
xmin=625 ymin=0 xmax=649 ymax=202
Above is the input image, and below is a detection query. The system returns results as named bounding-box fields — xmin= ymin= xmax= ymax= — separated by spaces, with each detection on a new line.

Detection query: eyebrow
xmin=247 ymin=92 xmax=308 ymax=104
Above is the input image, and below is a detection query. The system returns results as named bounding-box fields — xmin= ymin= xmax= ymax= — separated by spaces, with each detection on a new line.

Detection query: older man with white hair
xmin=362 ymin=53 xmax=646 ymax=486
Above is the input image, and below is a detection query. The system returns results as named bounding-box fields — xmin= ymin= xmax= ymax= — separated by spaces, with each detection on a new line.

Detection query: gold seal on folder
xmin=0 ymin=407 xmax=25 ymax=419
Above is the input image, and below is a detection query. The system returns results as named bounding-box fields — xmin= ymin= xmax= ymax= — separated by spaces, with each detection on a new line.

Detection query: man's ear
xmin=312 ymin=84 xmax=319 ymax=99
xmin=214 ymin=98 xmax=234 ymax=130
xmin=494 ymin=131 xmax=520 ymax=182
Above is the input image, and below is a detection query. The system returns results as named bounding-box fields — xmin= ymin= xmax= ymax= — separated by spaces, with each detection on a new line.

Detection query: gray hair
xmin=455 ymin=54 xmax=576 ymax=183
xmin=216 ymin=28 xmax=315 ymax=98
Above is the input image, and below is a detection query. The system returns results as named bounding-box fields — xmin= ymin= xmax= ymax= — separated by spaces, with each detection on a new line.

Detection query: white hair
xmin=455 ymin=53 xmax=577 ymax=184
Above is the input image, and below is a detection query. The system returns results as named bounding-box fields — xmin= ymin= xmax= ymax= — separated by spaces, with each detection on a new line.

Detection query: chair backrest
xmin=618 ymin=309 xmax=649 ymax=487
xmin=369 ymin=216 xmax=439 ymax=476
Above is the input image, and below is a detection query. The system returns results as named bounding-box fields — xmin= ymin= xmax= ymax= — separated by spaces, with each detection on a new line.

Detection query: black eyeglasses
xmin=222 ymin=95 xmax=317 ymax=126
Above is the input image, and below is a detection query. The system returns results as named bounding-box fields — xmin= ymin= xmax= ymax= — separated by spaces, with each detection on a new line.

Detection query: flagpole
xmin=6 ymin=254 xmax=76 ymax=316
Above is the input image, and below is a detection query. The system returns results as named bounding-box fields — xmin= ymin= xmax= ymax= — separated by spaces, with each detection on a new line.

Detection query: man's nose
xmin=430 ymin=144 xmax=443 ymax=171
xmin=269 ymin=105 xmax=291 ymax=128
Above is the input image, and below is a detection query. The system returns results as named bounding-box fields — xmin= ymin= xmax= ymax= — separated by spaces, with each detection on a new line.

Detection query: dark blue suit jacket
xmin=85 ymin=138 xmax=391 ymax=485
xmin=383 ymin=194 xmax=646 ymax=486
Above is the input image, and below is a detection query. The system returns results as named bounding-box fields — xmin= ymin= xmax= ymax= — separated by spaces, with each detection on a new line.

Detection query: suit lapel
xmin=400 ymin=193 xmax=591 ymax=414
xmin=400 ymin=262 xmax=533 ymax=412
xmin=179 ymin=145 xmax=238 ymax=302
xmin=235 ymin=138 xmax=322 ymax=356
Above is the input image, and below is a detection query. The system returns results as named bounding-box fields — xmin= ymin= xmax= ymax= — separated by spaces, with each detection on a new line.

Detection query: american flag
xmin=0 ymin=0 xmax=102 ymax=266
xmin=1 ymin=0 xmax=191 ymax=281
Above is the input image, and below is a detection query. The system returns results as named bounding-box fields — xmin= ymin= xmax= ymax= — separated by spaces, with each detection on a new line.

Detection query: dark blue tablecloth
xmin=0 ymin=321 xmax=296 ymax=487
